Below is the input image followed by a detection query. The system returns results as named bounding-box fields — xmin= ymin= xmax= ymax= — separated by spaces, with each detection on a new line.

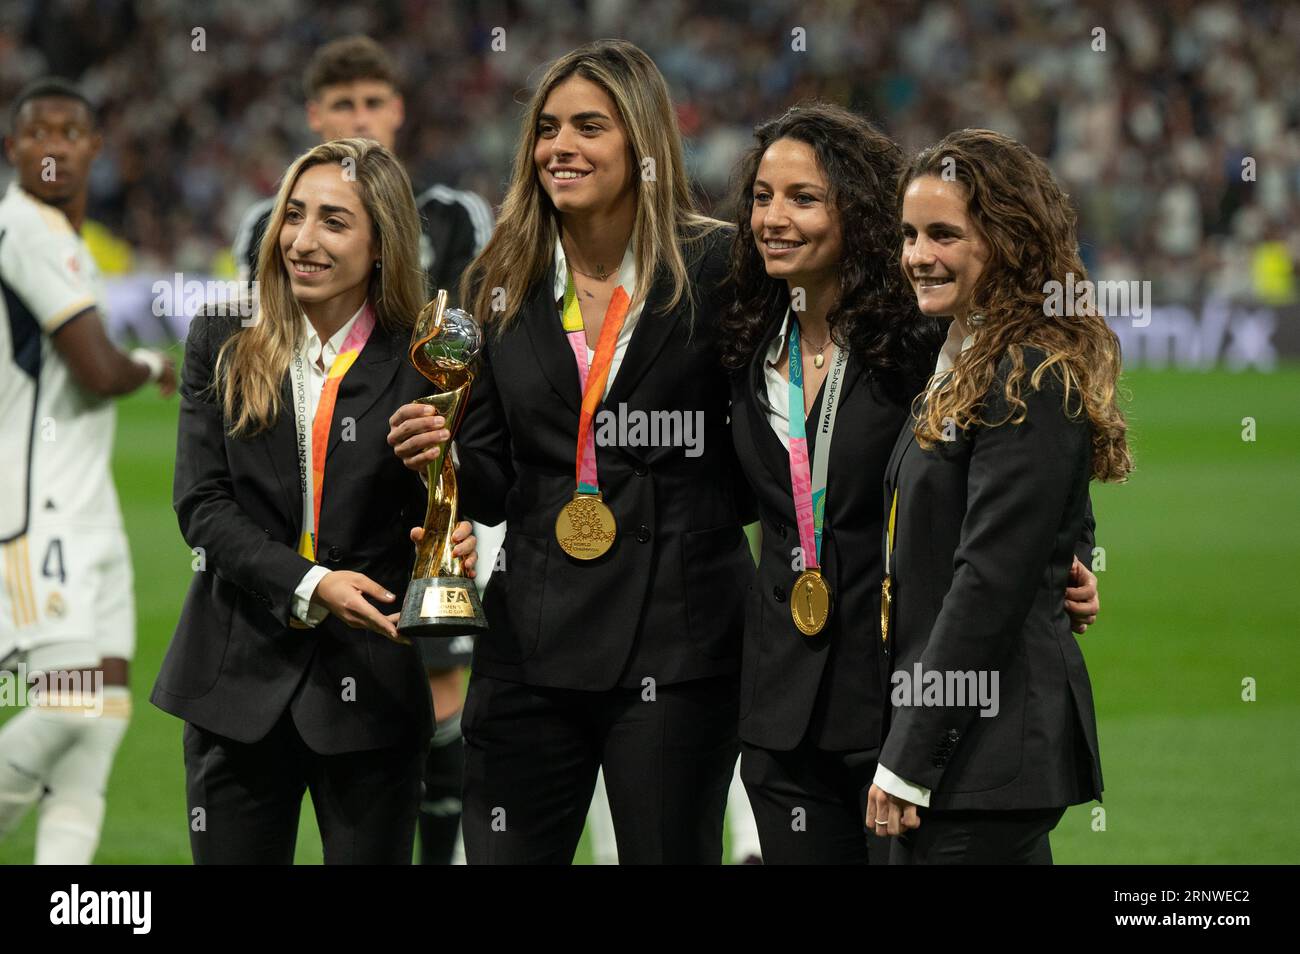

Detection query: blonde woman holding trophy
xmin=152 ymin=138 xmax=476 ymax=864
xmin=388 ymin=40 xmax=754 ymax=864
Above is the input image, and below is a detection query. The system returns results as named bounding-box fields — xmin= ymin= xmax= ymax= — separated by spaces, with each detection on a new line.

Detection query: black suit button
xmin=327 ymin=546 xmax=342 ymax=562
xmin=634 ymin=464 xmax=648 ymax=477
xmin=773 ymin=585 xmax=786 ymax=603
xmin=636 ymin=525 xmax=651 ymax=543
xmin=776 ymin=523 xmax=787 ymax=538
xmin=946 ymin=729 xmax=960 ymax=742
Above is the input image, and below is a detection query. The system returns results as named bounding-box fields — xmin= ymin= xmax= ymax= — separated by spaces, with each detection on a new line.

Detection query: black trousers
xmin=741 ymin=739 xmax=891 ymax=864
xmin=461 ymin=671 xmax=739 ymax=864
xmin=182 ymin=711 xmax=425 ymax=864
xmin=890 ymin=807 xmax=1066 ymax=864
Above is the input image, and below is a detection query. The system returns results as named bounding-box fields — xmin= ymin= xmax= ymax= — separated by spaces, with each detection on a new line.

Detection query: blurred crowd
xmin=1 ymin=0 xmax=1297 ymax=304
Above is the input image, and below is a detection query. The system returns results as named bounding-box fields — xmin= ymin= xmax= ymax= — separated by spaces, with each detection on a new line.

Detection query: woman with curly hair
xmin=721 ymin=106 xmax=1100 ymax=864
xmin=866 ymin=128 xmax=1132 ymax=864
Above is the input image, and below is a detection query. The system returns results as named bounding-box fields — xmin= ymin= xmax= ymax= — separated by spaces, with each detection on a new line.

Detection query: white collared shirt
xmin=761 ymin=307 xmax=797 ymax=449
xmin=291 ymin=302 xmax=368 ymax=626
xmin=761 ymin=307 xmax=841 ymax=448
xmin=552 ymin=237 xmax=643 ymax=397
xmin=932 ymin=317 xmax=975 ymax=381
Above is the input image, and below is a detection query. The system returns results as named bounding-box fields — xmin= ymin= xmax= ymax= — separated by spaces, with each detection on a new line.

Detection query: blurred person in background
xmin=0 ymin=77 xmax=174 ymax=864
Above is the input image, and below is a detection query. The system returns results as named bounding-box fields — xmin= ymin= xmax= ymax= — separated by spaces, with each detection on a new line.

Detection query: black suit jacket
xmin=454 ymin=227 xmax=755 ymax=690
xmin=879 ymin=347 xmax=1103 ymax=809
xmin=151 ymin=310 xmax=434 ymax=755
xmin=730 ymin=305 xmax=910 ymax=751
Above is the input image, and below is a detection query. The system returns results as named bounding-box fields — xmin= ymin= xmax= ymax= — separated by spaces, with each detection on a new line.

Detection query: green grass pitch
xmin=2 ymin=366 xmax=1298 ymax=864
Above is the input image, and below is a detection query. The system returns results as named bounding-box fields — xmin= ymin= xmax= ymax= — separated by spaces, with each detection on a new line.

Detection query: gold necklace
xmin=569 ymin=261 xmax=612 ymax=282
xmin=801 ymin=333 xmax=830 ymax=369
xmin=562 ymin=236 xmax=623 ymax=283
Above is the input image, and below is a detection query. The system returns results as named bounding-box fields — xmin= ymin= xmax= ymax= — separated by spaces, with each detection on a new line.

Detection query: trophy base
xmin=398 ymin=576 xmax=489 ymax=639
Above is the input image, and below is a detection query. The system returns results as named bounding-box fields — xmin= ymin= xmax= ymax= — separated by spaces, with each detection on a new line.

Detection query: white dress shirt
xmin=933 ymin=317 xmax=974 ymax=380
xmin=874 ymin=317 xmax=975 ymax=807
xmin=552 ymin=237 xmax=643 ymax=396
xmin=291 ymin=303 xmax=368 ymax=626
xmin=761 ymin=307 xmax=797 ymax=448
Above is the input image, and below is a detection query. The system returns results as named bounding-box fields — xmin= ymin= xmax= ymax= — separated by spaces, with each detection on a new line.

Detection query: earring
xmin=374 ymin=260 xmax=382 ymax=270
xmin=967 ymin=312 xmax=986 ymax=327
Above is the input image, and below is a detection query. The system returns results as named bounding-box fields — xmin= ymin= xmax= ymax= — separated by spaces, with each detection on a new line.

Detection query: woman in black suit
xmin=866 ymin=128 xmax=1132 ymax=863
xmin=722 ymin=106 xmax=1102 ymax=864
xmin=152 ymin=138 xmax=476 ymax=864
xmin=387 ymin=41 xmax=753 ymax=864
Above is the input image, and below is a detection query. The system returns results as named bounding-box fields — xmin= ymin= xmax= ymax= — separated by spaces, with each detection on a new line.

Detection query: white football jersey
xmin=0 ymin=181 xmax=122 ymax=541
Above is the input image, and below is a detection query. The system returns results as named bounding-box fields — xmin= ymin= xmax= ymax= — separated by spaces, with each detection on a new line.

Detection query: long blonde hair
xmin=215 ymin=138 xmax=425 ymax=436
xmin=902 ymin=129 xmax=1132 ymax=483
xmin=461 ymin=39 xmax=723 ymax=331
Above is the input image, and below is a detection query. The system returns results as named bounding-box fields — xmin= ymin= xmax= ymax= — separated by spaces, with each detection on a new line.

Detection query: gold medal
xmin=791 ymin=568 xmax=831 ymax=636
xmin=556 ymin=491 xmax=617 ymax=560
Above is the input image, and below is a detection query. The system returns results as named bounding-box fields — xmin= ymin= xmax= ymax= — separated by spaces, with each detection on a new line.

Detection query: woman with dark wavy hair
xmin=722 ymin=104 xmax=940 ymax=865
xmin=866 ymin=128 xmax=1131 ymax=864
xmin=722 ymin=107 xmax=1101 ymax=864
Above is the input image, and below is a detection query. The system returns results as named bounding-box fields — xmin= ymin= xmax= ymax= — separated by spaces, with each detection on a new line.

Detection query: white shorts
xmin=0 ymin=524 xmax=135 ymax=673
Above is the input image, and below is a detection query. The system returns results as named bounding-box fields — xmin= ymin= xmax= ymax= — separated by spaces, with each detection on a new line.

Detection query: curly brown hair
xmin=719 ymin=103 xmax=942 ymax=404
xmin=901 ymin=129 xmax=1132 ymax=482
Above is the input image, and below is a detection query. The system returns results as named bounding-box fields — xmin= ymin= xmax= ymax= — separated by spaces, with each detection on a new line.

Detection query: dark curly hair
xmin=718 ymin=103 xmax=941 ymax=403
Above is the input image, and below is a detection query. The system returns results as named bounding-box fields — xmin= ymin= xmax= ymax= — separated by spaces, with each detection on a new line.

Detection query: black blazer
xmin=730 ymin=305 xmax=910 ymax=751
xmin=151 ymin=310 xmax=434 ymax=755
xmin=879 ymin=346 xmax=1102 ymax=810
xmin=454 ymin=227 xmax=755 ymax=690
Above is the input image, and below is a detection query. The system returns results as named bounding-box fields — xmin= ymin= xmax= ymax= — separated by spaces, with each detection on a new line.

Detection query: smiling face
xmin=900 ymin=175 xmax=990 ymax=320
xmin=5 ymin=97 xmax=101 ymax=207
xmin=533 ymin=75 xmax=633 ymax=217
xmin=306 ymin=80 xmax=404 ymax=150
xmin=279 ymin=162 xmax=377 ymax=306
xmin=750 ymin=138 xmax=842 ymax=289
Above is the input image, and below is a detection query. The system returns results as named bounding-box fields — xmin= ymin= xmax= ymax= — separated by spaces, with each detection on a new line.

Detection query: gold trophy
xmin=397 ymin=289 xmax=488 ymax=639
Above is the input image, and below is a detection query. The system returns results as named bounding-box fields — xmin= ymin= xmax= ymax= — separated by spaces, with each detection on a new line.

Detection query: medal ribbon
xmin=884 ymin=488 xmax=899 ymax=576
xmin=561 ymin=269 xmax=631 ymax=494
xmin=292 ymin=303 xmax=376 ymax=561
xmin=787 ymin=314 xmax=848 ymax=572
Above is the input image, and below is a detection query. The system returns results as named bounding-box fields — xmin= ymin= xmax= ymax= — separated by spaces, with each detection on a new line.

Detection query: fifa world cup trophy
xmin=397 ymin=289 xmax=489 ymax=638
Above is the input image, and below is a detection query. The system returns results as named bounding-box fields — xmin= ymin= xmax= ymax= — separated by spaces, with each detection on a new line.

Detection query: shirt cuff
xmin=873 ymin=763 xmax=932 ymax=809
xmin=292 ymin=565 xmax=332 ymax=627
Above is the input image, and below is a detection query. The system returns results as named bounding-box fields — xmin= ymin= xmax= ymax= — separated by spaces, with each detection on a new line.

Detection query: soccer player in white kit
xmin=0 ymin=79 xmax=175 ymax=863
